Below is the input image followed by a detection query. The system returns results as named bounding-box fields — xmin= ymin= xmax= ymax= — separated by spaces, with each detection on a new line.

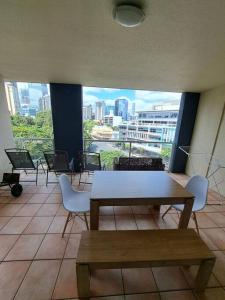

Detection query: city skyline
xmin=83 ymin=86 xmax=181 ymax=112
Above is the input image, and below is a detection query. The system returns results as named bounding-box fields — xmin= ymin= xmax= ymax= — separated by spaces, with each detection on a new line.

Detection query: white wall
xmin=0 ymin=76 xmax=15 ymax=178
xmin=186 ymin=84 xmax=225 ymax=195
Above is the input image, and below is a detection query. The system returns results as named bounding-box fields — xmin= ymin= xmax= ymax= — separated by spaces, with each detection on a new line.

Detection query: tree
xmin=100 ymin=150 xmax=124 ymax=169
xmin=160 ymin=147 xmax=172 ymax=159
xmin=11 ymin=111 xmax=53 ymax=158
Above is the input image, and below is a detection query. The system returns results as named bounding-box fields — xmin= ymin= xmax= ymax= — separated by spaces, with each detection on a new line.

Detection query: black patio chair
xmin=5 ymin=148 xmax=45 ymax=185
xmin=43 ymin=150 xmax=74 ymax=186
xmin=78 ymin=151 xmax=103 ymax=185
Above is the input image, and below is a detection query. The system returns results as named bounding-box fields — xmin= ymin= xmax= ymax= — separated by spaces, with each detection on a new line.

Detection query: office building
xmin=115 ymin=98 xmax=128 ymax=120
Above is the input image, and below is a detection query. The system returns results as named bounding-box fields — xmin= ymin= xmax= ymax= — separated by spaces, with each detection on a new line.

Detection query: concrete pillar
xmin=0 ymin=76 xmax=15 ymax=178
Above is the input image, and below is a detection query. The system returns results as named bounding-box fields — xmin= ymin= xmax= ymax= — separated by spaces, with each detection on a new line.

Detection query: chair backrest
xmin=5 ymin=148 xmax=35 ymax=170
xmin=58 ymin=174 xmax=74 ymax=203
xmin=185 ymin=175 xmax=209 ymax=210
xmin=44 ymin=150 xmax=70 ymax=171
xmin=79 ymin=152 xmax=101 ymax=171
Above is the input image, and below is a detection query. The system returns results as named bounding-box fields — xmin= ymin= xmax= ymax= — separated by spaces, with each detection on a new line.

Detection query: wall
xmin=186 ymin=84 xmax=225 ymax=195
xmin=0 ymin=76 xmax=15 ymax=178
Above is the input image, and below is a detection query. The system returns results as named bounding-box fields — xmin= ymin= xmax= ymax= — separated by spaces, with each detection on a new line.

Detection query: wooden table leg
xmin=195 ymin=259 xmax=215 ymax=292
xmin=153 ymin=205 xmax=160 ymax=211
xmin=76 ymin=264 xmax=90 ymax=298
xmin=178 ymin=197 xmax=194 ymax=229
xmin=90 ymin=200 xmax=100 ymax=230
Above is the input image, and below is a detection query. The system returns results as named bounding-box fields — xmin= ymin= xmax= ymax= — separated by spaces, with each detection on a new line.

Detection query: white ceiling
xmin=1 ymin=0 xmax=225 ymax=92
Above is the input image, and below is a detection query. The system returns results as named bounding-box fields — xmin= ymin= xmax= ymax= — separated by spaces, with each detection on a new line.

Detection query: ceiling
xmin=1 ymin=0 xmax=225 ymax=92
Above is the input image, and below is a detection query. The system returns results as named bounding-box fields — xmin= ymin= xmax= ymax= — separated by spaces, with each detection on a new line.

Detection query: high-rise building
xmin=115 ymin=98 xmax=128 ymax=121
xmin=105 ymin=105 xmax=115 ymax=116
xmin=95 ymin=101 xmax=105 ymax=121
xmin=5 ymin=82 xmax=21 ymax=115
xmin=39 ymin=95 xmax=51 ymax=111
xmin=83 ymin=105 xmax=92 ymax=120
xmin=132 ymin=102 xmax=135 ymax=115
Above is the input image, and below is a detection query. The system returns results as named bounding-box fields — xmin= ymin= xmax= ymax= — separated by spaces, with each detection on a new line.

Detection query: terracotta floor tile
xmin=48 ymin=216 xmax=73 ymax=233
xmin=90 ymin=269 xmax=123 ymax=296
xmin=212 ymin=251 xmax=225 ymax=285
xmin=206 ymin=212 xmax=225 ymax=227
xmin=15 ymin=203 xmax=42 ymax=216
xmin=195 ymin=213 xmax=218 ymax=228
xmin=153 ymin=214 xmax=178 ymax=229
xmin=22 ymin=185 xmax=39 ymax=194
xmin=114 ymin=206 xmax=133 ymax=215
xmin=0 ymin=261 xmax=31 ymax=300
xmin=0 ymin=216 xmax=11 ymax=230
xmin=35 ymin=233 xmax=68 ymax=259
xmin=45 ymin=194 xmax=62 ymax=204
xmin=10 ymin=193 xmax=33 ymax=204
xmin=0 ymin=196 xmax=11 ymax=204
xmin=36 ymin=203 xmax=60 ymax=216
xmin=99 ymin=216 xmax=116 ymax=230
xmin=0 ymin=217 xmax=32 ymax=234
xmin=36 ymin=184 xmax=56 ymax=193
xmin=99 ymin=206 xmax=114 ymax=216
xmin=64 ymin=234 xmax=81 ymax=258
xmin=125 ymin=294 xmax=160 ymax=300
xmin=52 ymin=259 xmax=77 ymax=299
xmin=201 ymin=228 xmax=225 ymax=250
xmin=14 ymin=260 xmax=61 ymax=300
xmin=182 ymin=265 xmax=220 ymax=288
xmin=160 ymin=290 xmax=196 ymax=300
xmin=5 ymin=234 xmax=44 ymax=261
xmin=56 ymin=204 xmax=69 ymax=216
xmin=122 ymin=268 xmax=158 ymax=294
xmin=196 ymin=287 xmax=225 ymax=300
xmin=0 ymin=204 xmax=24 ymax=216
xmin=71 ymin=217 xmax=88 ymax=233
xmin=135 ymin=214 xmax=159 ymax=229
xmin=23 ymin=216 xmax=53 ymax=234
xmin=115 ymin=215 xmax=137 ymax=230
xmin=131 ymin=205 xmax=153 ymax=214
xmin=0 ymin=235 xmax=19 ymax=260
xmin=152 ymin=266 xmax=189 ymax=291
xmin=28 ymin=193 xmax=49 ymax=204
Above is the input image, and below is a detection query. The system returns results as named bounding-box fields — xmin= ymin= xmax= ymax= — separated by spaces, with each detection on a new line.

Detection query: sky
xmin=83 ymin=86 xmax=181 ymax=111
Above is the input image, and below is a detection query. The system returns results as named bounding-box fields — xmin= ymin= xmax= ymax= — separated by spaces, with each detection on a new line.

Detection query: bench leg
xmin=76 ymin=264 xmax=90 ymax=299
xmin=195 ymin=259 xmax=215 ymax=292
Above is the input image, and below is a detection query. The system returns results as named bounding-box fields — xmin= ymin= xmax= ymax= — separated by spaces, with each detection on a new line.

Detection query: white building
xmin=5 ymin=82 xmax=21 ymax=115
xmin=39 ymin=95 xmax=51 ymax=111
xmin=83 ymin=104 xmax=92 ymax=120
xmin=104 ymin=115 xmax=122 ymax=127
xmin=95 ymin=101 xmax=105 ymax=121
xmin=118 ymin=109 xmax=179 ymax=153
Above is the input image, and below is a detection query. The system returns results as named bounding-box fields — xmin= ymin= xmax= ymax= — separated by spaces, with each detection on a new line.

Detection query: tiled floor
xmin=0 ymin=172 xmax=225 ymax=299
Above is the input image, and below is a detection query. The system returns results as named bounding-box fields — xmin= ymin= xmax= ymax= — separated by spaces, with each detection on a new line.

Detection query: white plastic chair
xmin=58 ymin=174 xmax=90 ymax=237
xmin=162 ymin=175 xmax=209 ymax=234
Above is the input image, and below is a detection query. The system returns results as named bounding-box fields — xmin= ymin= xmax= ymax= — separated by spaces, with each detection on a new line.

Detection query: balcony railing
xmin=14 ymin=137 xmax=173 ymax=170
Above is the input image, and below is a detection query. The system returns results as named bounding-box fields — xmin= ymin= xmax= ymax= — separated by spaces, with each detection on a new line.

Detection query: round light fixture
xmin=113 ymin=4 xmax=145 ymax=27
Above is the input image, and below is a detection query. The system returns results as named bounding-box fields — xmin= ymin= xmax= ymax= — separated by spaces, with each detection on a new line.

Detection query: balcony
xmin=0 ymin=171 xmax=224 ymax=299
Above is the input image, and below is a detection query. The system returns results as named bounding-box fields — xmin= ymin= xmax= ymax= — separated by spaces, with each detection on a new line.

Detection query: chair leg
xmin=36 ymin=162 xmax=39 ymax=186
xmin=62 ymin=212 xmax=71 ymax=238
xmin=79 ymin=172 xmax=82 ymax=185
xmin=162 ymin=206 xmax=172 ymax=219
xmin=40 ymin=160 xmax=46 ymax=174
xmin=193 ymin=212 xmax=200 ymax=235
xmin=84 ymin=213 xmax=89 ymax=230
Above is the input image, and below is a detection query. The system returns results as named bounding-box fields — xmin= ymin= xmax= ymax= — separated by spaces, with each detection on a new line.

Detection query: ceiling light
xmin=113 ymin=4 xmax=145 ymax=27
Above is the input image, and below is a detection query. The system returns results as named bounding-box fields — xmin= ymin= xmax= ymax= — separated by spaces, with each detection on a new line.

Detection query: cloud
xmin=82 ymin=94 xmax=99 ymax=105
xmin=135 ymin=90 xmax=181 ymax=102
xmin=83 ymin=86 xmax=121 ymax=94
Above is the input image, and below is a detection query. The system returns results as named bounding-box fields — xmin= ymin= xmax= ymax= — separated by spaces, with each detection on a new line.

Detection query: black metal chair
xmin=5 ymin=148 xmax=45 ymax=185
xmin=78 ymin=152 xmax=102 ymax=185
xmin=43 ymin=150 xmax=74 ymax=186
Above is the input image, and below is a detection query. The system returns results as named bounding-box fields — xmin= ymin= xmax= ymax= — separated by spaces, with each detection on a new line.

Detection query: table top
xmin=77 ymin=229 xmax=214 ymax=264
xmin=90 ymin=171 xmax=193 ymax=200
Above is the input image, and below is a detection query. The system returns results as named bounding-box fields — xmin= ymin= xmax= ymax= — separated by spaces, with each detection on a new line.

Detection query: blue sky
xmin=83 ymin=87 xmax=181 ymax=111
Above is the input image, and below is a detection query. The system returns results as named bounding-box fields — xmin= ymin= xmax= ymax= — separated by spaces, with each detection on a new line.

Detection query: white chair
xmin=58 ymin=174 xmax=90 ymax=237
xmin=162 ymin=175 xmax=209 ymax=234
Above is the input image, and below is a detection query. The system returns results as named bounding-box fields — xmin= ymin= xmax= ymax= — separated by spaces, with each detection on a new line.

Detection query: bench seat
xmin=76 ymin=229 xmax=215 ymax=298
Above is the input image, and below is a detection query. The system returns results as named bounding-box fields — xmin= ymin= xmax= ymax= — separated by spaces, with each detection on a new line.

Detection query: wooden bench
xmin=76 ymin=229 xmax=215 ymax=298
